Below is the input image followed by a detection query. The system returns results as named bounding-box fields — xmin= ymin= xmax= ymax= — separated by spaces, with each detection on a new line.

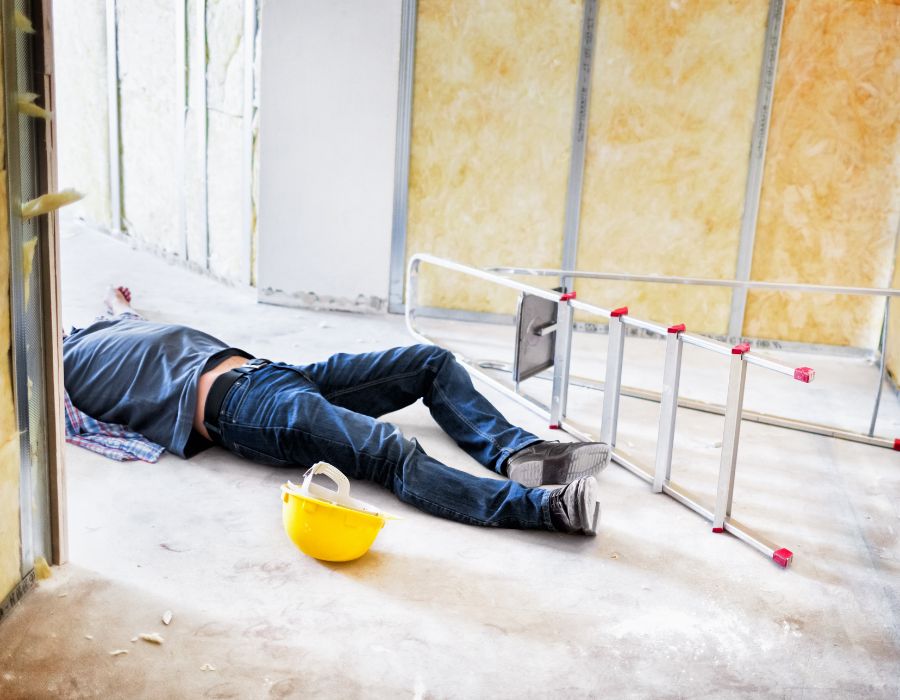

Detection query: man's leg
xmin=297 ymin=344 xmax=542 ymax=474
xmin=216 ymin=364 xmax=556 ymax=530
xmin=299 ymin=344 xmax=610 ymax=486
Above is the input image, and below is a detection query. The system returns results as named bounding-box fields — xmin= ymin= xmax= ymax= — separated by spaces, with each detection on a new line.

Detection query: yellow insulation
xmin=575 ymin=0 xmax=768 ymax=333
xmin=21 ymin=188 xmax=84 ymax=220
xmin=16 ymin=92 xmax=52 ymax=120
xmin=33 ymin=556 xmax=51 ymax=580
xmin=1 ymin=171 xmax=22 ymax=599
xmin=406 ymin=0 xmax=582 ymax=313
xmin=0 ymin=437 xmax=20 ymax=599
xmin=14 ymin=10 xmax=35 ymax=34
xmin=21 ymin=237 xmax=37 ymax=307
xmin=744 ymin=1 xmax=900 ymax=346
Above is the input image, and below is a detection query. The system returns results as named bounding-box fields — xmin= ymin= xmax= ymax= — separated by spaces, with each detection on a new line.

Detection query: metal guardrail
xmin=405 ymin=253 xmax=831 ymax=568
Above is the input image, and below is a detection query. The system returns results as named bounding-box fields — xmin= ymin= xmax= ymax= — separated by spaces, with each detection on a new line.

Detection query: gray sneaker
xmin=505 ymin=441 xmax=610 ymax=487
xmin=549 ymin=476 xmax=601 ymax=536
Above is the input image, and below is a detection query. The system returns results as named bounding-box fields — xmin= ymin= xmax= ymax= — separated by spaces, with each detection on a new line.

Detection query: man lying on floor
xmin=63 ymin=287 xmax=610 ymax=536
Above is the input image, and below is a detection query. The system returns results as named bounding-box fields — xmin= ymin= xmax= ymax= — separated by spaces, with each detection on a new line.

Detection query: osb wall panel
xmin=744 ymin=1 xmax=900 ymax=346
xmin=575 ymin=0 xmax=768 ymax=333
xmin=0 ymin=74 xmax=22 ymax=598
xmin=406 ymin=0 xmax=582 ymax=313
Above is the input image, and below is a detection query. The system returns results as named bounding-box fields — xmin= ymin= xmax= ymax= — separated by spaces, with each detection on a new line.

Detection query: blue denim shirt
xmin=62 ymin=318 xmax=250 ymax=457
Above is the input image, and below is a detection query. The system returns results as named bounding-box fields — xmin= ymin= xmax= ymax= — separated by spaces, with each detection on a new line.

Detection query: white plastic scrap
xmin=162 ymin=610 xmax=173 ymax=625
xmin=139 ymin=633 xmax=164 ymax=645
xmin=109 ymin=650 xmax=129 ymax=657
xmin=200 ymin=664 xmax=217 ymax=672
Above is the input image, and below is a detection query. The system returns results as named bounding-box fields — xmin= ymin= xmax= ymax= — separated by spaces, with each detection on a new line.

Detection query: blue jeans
xmin=215 ymin=344 xmax=554 ymax=530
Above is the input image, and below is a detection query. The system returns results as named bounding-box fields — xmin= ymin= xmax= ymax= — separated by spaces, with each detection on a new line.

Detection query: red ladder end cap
xmin=711 ymin=526 xmax=725 ymax=533
xmin=549 ymin=424 xmax=561 ymax=430
xmin=794 ymin=367 xmax=815 ymax=383
xmin=894 ymin=438 xmax=900 ymax=451
xmin=611 ymin=306 xmax=629 ymax=318
xmin=559 ymin=291 xmax=577 ymax=301
xmin=773 ymin=548 xmax=793 ymax=568
xmin=732 ymin=342 xmax=751 ymax=355
xmin=667 ymin=323 xmax=686 ymax=334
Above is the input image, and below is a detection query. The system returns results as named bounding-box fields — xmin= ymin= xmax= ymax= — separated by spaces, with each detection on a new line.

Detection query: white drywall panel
xmin=184 ymin=0 xmax=209 ymax=266
xmin=117 ymin=0 xmax=180 ymax=254
xmin=257 ymin=0 xmax=401 ymax=311
xmin=206 ymin=0 xmax=246 ymax=281
xmin=52 ymin=0 xmax=111 ymax=227
xmin=207 ymin=111 xmax=244 ymax=279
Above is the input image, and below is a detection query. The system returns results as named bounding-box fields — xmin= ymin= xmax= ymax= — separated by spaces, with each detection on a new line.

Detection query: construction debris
xmin=139 ymin=633 xmax=164 ymax=645
xmin=14 ymin=10 xmax=35 ymax=33
xmin=200 ymin=664 xmax=217 ymax=672
xmin=109 ymin=650 xmax=129 ymax=657
xmin=20 ymin=189 xmax=84 ymax=220
xmin=16 ymin=92 xmax=52 ymax=120
xmin=33 ymin=556 xmax=51 ymax=580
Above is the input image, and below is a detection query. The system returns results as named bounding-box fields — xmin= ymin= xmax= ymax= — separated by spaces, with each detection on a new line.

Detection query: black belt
xmin=203 ymin=358 xmax=270 ymax=444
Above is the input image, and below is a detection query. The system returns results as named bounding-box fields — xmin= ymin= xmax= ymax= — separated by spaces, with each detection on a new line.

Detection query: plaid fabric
xmin=64 ymin=390 xmax=165 ymax=463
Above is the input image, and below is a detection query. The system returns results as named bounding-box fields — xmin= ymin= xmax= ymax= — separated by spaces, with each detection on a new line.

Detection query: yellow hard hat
xmin=281 ymin=462 xmax=397 ymax=562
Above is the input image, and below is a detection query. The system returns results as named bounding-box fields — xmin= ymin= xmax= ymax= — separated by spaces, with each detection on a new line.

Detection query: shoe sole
xmin=579 ymin=478 xmax=602 ymax=536
xmin=508 ymin=443 xmax=610 ymax=488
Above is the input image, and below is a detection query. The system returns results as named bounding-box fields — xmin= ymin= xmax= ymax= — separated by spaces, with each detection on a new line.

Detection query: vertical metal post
xmin=388 ymin=0 xmax=417 ymax=313
xmin=196 ymin=0 xmax=209 ymax=269
xmin=713 ymin=344 xmax=749 ymax=531
xmin=560 ymin=0 xmax=597 ymax=292
xmin=653 ymin=324 xmax=685 ymax=493
xmin=868 ymin=298 xmax=890 ymax=436
xmin=870 ymin=219 xmax=898 ymax=436
xmin=175 ymin=0 xmax=187 ymax=259
xmin=728 ymin=0 xmax=785 ymax=339
xmin=549 ymin=295 xmax=574 ymax=427
xmin=600 ymin=308 xmax=627 ymax=446
xmin=240 ymin=0 xmax=256 ymax=285
xmin=105 ymin=0 xmax=122 ymax=233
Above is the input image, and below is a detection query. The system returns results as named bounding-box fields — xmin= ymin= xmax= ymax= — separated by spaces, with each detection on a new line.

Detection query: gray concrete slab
xmin=0 ymin=221 xmax=897 ymax=699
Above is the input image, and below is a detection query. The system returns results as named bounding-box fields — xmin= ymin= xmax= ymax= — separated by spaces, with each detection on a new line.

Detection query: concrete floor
xmin=1 ymin=220 xmax=898 ymax=698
